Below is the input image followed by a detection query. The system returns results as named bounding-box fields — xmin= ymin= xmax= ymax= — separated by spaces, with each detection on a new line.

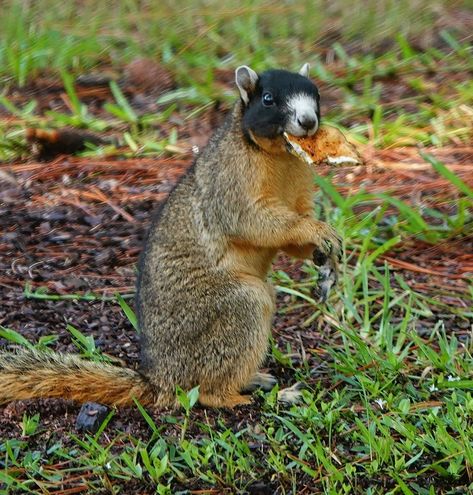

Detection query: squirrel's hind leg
xmin=195 ymin=277 xmax=275 ymax=408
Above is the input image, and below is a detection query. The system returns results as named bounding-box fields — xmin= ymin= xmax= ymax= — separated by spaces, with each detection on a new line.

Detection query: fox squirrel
xmin=0 ymin=64 xmax=341 ymax=409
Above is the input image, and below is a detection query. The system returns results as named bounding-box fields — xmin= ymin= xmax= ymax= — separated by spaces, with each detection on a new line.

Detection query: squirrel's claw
xmin=313 ymin=259 xmax=338 ymax=303
xmin=312 ymin=230 xmax=342 ymax=302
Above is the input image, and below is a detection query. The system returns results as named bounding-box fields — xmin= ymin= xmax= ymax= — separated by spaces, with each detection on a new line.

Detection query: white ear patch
xmin=299 ymin=63 xmax=310 ymax=78
xmin=235 ymin=65 xmax=259 ymax=105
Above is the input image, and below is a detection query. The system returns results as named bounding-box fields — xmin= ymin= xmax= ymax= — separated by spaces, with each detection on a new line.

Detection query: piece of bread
xmin=284 ymin=124 xmax=362 ymax=165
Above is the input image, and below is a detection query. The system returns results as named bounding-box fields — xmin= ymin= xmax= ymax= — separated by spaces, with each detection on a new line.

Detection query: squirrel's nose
xmin=297 ymin=116 xmax=317 ymax=131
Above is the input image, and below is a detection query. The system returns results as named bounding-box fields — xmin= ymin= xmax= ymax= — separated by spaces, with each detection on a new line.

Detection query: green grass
xmin=1 ymin=1 xmax=473 ymax=493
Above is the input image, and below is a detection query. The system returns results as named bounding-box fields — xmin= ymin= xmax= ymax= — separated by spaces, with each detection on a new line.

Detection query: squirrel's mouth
xmin=284 ymin=119 xmax=318 ymax=138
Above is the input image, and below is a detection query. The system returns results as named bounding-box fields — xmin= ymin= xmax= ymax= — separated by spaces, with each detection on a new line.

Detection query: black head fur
xmin=239 ymin=69 xmax=321 ymax=141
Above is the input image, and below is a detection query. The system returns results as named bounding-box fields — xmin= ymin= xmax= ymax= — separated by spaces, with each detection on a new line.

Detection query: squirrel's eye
xmin=262 ymin=92 xmax=274 ymax=107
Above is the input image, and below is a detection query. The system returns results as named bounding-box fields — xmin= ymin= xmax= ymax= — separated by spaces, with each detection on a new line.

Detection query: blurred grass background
xmin=1 ymin=0 xmax=472 ymax=156
xmin=1 ymin=0 xmax=471 ymax=85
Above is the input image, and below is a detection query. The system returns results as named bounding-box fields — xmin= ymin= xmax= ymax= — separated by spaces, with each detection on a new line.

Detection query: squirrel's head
xmin=235 ymin=64 xmax=320 ymax=152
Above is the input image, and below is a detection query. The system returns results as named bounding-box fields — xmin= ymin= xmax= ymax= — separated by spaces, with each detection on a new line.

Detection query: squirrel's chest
xmin=261 ymin=158 xmax=314 ymax=212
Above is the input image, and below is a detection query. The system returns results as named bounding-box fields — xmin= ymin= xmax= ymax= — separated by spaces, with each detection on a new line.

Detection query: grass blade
xmin=422 ymin=152 xmax=473 ymax=199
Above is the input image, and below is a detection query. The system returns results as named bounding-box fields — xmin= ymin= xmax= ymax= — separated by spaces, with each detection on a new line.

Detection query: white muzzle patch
xmin=285 ymin=93 xmax=319 ymax=136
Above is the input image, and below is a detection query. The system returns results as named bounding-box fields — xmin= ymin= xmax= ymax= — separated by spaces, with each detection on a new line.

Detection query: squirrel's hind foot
xmin=243 ymin=372 xmax=277 ymax=392
xmin=277 ymin=382 xmax=305 ymax=405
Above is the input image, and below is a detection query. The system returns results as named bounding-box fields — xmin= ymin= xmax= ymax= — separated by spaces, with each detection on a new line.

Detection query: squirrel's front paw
xmin=312 ymin=224 xmax=342 ymax=302
xmin=312 ymin=224 xmax=342 ymax=265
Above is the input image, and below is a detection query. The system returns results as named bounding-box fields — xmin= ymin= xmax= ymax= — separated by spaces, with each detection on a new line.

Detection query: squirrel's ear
xmin=235 ymin=65 xmax=258 ymax=105
xmin=299 ymin=63 xmax=310 ymax=78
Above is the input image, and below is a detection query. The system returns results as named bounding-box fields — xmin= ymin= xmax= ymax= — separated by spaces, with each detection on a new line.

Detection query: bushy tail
xmin=0 ymin=349 xmax=156 ymax=407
